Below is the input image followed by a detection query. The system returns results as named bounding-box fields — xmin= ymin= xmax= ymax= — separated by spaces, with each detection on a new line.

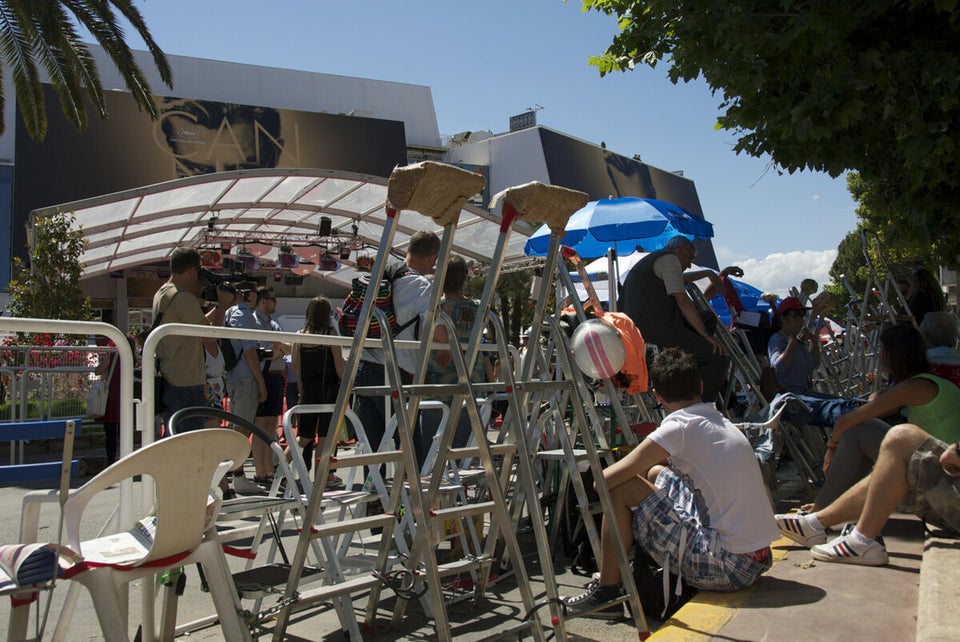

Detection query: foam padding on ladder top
xmin=386 ymin=161 xmax=485 ymax=226
xmin=489 ymin=181 xmax=588 ymax=235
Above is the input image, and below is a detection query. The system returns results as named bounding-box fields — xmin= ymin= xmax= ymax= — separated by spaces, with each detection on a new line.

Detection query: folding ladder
xmin=272 ymin=163 xmax=547 ymax=642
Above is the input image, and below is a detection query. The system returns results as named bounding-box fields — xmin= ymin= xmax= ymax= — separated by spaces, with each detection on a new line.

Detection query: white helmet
xmin=570 ymin=319 xmax=626 ymax=379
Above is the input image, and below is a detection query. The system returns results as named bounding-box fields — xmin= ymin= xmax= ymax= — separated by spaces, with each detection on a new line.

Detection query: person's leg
xmin=597 ymin=475 xmax=657 ymax=586
xmin=813 ymin=419 xmax=889 ymax=509
xmin=254 ymin=372 xmax=285 ymax=481
xmin=417 ymin=406 xmax=442 ymax=472
xmin=103 ymin=422 xmax=119 ymax=464
xmin=808 ymin=424 xmax=931 ymax=565
xmin=225 ymin=376 xmax=260 ymax=480
xmin=353 ymin=362 xmax=388 ymax=485
xmin=855 ymin=423 xmax=930 ymax=538
xmin=777 ymin=474 xmax=869 ymax=546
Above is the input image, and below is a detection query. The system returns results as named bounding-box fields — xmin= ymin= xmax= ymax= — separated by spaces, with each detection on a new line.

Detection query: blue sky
xmin=115 ymin=0 xmax=857 ymax=295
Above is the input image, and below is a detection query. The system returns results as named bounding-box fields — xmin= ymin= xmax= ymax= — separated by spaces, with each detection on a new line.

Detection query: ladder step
xmin=311 ymin=514 xmax=396 ymax=538
xmin=537 ymin=449 xmax=589 ymax=461
xmin=352 ymin=383 xmax=469 ymax=397
xmin=216 ymin=496 xmax=303 ymax=521
xmin=518 ymin=380 xmax=573 ymax=393
xmin=320 ymin=489 xmax=378 ymax=506
xmin=448 ymin=443 xmax=516 ymax=458
xmin=430 ymin=501 xmax=495 ymax=521
xmin=292 ymin=573 xmax=383 ymax=606
xmin=436 ymin=555 xmax=493 ymax=577
xmin=404 ymin=479 xmax=464 ymax=493
xmin=329 ymin=450 xmax=403 ymax=468
xmin=232 ymin=563 xmax=324 ymax=599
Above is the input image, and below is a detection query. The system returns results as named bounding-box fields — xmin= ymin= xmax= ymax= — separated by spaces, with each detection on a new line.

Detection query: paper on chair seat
xmin=80 ymin=515 xmax=156 ymax=566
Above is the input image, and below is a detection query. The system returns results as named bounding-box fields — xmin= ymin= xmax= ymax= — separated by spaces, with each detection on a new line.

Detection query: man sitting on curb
xmin=562 ymin=348 xmax=779 ymax=617
xmin=776 ymin=423 xmax=960 ymax=565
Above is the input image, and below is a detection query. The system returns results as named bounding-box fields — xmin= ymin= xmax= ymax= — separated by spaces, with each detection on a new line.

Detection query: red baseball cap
xmin=778 ymin=296 xmax=811 ymax=315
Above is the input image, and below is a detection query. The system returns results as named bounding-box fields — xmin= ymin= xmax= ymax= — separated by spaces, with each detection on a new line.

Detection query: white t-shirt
xmin=652 ymin=253 xmax=685 ymax=295
xmin=361 ymin=268 xmax=432 ymax=374
xmin=648 ymin=402 xmax=779 ymax=554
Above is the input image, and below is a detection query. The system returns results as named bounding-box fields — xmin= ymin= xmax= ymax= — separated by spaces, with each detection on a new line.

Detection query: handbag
xmin=86 ymin=350 xmax=118 ymax=418
xmin=85 ymin=381 xmax=109 ymax=418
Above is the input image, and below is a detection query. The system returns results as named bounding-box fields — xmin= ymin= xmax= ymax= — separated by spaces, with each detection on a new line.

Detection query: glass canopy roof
xmin=30 ymin=168 xmax=536 ymax=289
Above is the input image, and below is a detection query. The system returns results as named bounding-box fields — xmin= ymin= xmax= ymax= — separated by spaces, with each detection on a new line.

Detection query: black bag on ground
xmin=631 ymin=541 xmax=698 ymax=620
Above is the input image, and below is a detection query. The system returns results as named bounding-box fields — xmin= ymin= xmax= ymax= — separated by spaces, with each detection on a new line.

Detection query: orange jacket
xmin=600 ymin=311 xmax=648 ymax=393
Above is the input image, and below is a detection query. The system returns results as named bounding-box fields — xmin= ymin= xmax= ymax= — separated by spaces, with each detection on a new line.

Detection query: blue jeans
xmin=784 ymin=392 xmax=862 ymax=427
xmin=161 ymin=382 xmax=206 ymax=432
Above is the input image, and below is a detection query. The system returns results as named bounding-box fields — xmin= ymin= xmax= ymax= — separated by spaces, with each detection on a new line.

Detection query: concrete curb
xmin=916 ymin=535 xmax=960 ymax=642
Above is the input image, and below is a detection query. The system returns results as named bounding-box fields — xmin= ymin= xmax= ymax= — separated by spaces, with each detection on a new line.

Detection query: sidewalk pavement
xmin=1 ymin=441 xmax=958 ymax=640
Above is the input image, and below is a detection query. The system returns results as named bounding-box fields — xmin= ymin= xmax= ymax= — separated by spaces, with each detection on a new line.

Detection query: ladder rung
xmin=216 ymin=496 xmax=302 ymax=521
xmin=436 ymin=556 xmax=493 ymax=577
xmin=430 ymin=501 xmax=495 ymax=521
xmin=320 ymin=490 xmax=377 ymax=506
xmin=311 ymin=514 xmax=396 ymax=538
xmin=537 ymin=449 xmax=589 ymax=461
xmin=518 ymin=380 xmax=573 ymax=392
xmin=448 ymin=443 xmax=516 ymax=458
xmin=292 ymin=573 xmax=383 ymax=606
xmin=329 ymin=450 xmax=403 ymax=468
xmin=232 ymin=563 xmax=324 ymax=596
xmin=352 ymin=383 xmax=469 ymax=397
xmin=405 ymin=479 xmax=464 ymax=493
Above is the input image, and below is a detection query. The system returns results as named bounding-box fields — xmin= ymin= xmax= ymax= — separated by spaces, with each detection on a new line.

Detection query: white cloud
xmin=713 ymin=245 xmax=837 ymax=297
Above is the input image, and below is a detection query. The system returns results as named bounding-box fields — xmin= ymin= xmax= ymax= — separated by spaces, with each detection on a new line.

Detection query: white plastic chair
xmin=25 ymin=429 xmax=252 ymax=642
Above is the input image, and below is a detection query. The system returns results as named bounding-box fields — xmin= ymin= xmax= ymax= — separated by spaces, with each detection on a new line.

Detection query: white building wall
xmin=445 ymin=127 xmax=551 ymax=207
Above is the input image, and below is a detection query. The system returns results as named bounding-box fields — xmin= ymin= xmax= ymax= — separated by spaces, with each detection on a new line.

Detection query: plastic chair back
xmin=63 ymin=429 xmax=250 ymax=565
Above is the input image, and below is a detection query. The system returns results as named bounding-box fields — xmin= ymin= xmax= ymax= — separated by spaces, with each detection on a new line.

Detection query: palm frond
xmin=65 ymin=0 xmax=167 ymax=120
xmin=0 ymin=0 xmax=47 ymax=139
xmin=99 ymin=0 xmax=172 ymax=87
xmin=29 ymin=1 xmax=97 ymax=131
xmin=0 ymin=0 xmax=173 ymax=139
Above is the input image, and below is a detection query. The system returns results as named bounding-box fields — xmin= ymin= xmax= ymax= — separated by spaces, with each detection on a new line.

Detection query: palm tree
xmin=0 ymin=0 xmax=172 ymax=141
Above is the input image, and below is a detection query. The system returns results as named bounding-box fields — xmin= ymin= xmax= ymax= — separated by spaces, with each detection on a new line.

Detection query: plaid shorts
xmin=901 ymin=436 xmax=960 ymax=533
xmin=632 ymin=467 xmax=772 ymax=592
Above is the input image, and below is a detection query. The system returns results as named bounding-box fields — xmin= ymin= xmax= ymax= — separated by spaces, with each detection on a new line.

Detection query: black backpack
xmin=221 ymin=338 xmax=243 ymax=372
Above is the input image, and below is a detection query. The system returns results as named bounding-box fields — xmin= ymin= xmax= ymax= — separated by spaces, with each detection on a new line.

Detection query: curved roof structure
xmin=30 ymin=168 xmax=535 ymax=289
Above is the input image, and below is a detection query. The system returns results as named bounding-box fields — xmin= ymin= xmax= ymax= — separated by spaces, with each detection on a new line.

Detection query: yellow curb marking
xmin=647 ymin=538 xmax=793 ymax=641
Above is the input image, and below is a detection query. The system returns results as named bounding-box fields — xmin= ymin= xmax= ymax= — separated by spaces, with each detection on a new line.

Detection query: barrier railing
xmin=0 ymin=319 xmax=135 ymax=522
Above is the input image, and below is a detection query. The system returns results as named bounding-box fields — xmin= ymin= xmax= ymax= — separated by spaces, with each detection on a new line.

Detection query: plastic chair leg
xmin=51 ymin=581 xmax=83 ymax=642
xmin=195 ymin=540 xmax=252 ymax=642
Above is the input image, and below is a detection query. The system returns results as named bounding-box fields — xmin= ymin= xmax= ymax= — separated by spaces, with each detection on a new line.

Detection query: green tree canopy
xmin=7 ymin=210 xmax=92 ymax=324
xmin=0 ymin=0 xmax=172 ymax=140
xmin=583 ymin=0 xmax=960 ymax=264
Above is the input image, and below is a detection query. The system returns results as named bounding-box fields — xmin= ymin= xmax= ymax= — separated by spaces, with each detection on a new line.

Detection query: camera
xmin=256 ymin=347 xmax=274 ymax=360
xmin=199 ymin=267 xmax=237 ymax=302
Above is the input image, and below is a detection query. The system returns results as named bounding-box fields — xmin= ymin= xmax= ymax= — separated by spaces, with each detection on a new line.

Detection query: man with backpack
xmin=223 ymin=282 xmax=271 ymax=492
xmin=561 ymin=348 xmax=778 ymax=618
xmin=353 ymin=231 xmax=440 ymax=466
xmin=254 ymin=285 xmax=291 ymax=480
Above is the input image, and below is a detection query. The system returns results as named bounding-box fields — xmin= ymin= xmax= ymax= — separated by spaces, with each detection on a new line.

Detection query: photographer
xmin=199 ymin=268 xmax=237 ymax=327
xmin=152 ymin=248 xmax=221 ymax=432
